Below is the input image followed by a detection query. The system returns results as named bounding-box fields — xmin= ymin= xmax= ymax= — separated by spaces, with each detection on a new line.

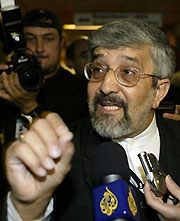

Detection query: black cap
xmin=23 ymin=8 xmax=62 ymax=39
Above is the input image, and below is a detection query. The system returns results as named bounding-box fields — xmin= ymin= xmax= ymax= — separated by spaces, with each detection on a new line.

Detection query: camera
xmin=0 ymin=5 xmax=44 ymax=92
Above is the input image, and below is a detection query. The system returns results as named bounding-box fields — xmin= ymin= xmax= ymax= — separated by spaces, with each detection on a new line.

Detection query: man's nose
xmin=35 ymin=39 xmax=45 ymax=53
xmin=100 ymin=69 xmax=120 ymax=95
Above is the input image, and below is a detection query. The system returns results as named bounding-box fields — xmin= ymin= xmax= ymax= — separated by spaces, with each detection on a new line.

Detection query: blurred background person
xmin=66 ymin=35 xmax=88 ymax=80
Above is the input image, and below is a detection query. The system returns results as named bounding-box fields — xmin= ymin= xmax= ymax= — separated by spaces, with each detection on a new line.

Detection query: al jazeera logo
xmin=100 ymin=186 xmax=118 ymax=216
xmin=128 ymin=188 xmax=138 ymax=216
xmin=100 ymin=186 xmax=137 ymax=217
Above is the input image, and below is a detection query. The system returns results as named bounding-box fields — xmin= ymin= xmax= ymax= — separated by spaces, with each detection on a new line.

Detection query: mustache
xmin=93 ymin=93 xmax=128 ymax=111
xmin=36 ymin=55 xmax=48 ymax=59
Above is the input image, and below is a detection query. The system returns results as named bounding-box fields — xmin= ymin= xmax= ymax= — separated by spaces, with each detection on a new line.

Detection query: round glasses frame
xmin=84 ymin=62 xmax=160 ymax=87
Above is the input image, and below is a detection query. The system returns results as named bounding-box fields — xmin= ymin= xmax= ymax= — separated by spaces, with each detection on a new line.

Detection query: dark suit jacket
xmin=0 ymin=114 xmax=180 ymax=220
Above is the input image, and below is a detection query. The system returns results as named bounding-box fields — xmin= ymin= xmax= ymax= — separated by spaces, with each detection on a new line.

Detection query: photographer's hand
xmin=144 ymin=175 xmax=180 ymax=221
xmin=163 ymin=105 xmax=180 ymax=121
xmin=6 ymin=112 xmax=74 ymax=220
xmin=0 ymin=65 xmax=38 ymax=113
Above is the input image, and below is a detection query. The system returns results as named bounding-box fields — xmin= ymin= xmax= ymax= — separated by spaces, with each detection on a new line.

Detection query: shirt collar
xmin=113 ymin=114 xmax=157 ymax=147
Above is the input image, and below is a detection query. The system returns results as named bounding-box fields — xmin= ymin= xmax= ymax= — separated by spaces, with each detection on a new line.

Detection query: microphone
xmin=92 ymin=141 xmax=140 ymax=221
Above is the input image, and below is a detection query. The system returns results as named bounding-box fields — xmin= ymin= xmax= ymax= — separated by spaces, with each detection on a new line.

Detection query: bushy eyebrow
xmin=92 ymin=53 xmax=140 ymax=65
xmin=119 ymin=55 xmax=139 ymax=64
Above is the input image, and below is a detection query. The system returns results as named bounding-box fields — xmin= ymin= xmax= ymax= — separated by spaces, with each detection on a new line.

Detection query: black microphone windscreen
xmin=92 ymin=141 xmax=130 ymax=186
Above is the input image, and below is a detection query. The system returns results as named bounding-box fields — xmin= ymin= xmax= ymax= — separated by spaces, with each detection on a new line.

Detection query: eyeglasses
xmin=84 ymin=62 xmax=160 ymax=87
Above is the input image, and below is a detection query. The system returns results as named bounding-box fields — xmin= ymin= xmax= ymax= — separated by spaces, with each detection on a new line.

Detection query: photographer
xmin=0 ymin=8 xmax=89 ymax=142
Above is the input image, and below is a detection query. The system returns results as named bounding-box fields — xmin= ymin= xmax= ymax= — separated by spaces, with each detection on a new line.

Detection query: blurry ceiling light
xmin=63 ymin=24 xmax=101 ymax=30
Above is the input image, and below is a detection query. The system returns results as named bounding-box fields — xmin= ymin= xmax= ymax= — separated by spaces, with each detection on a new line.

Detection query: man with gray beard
xmin=1 ymin=18 xmax=180 ymax=221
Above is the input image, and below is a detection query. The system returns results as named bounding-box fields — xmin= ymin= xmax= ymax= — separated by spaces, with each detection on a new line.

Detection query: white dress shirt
xmin=116 ymin=114 xmax=160 ymax=183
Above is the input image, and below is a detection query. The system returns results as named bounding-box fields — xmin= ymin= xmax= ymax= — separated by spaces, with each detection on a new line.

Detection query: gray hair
xmin=88 ymin=19 xmax=176 ymax=80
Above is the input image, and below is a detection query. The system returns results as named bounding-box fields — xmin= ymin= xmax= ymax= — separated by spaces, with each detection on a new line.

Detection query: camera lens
xmin=22 ymin=71 xmax=39 ymax=86
xmin=19 ymin=68 xmax=43 ymax=91
xmin=14 ymin=54 xmax=44 ymax=92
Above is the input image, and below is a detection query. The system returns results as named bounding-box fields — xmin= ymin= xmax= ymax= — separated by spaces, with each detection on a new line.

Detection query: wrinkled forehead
xmin=93 ymin=45 xmax=152 ymax=61
xmin=92 ymin=45 xmax=155 ymax=71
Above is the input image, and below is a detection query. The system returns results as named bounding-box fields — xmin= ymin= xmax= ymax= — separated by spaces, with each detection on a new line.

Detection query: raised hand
xmin=6 ymin=112 xmax=74 ymax=220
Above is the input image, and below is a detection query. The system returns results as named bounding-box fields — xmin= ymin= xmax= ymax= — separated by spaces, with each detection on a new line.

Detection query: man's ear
xmin=153 ymin=78 xmax=170 ymax=109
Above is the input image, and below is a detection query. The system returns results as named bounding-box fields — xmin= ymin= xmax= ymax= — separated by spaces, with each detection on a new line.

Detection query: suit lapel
xmin=81 ymin=128 xmax=109 ymax=187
